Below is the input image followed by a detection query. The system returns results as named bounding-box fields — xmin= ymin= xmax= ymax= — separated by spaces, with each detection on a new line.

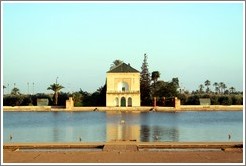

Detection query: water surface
xmin=3 ymin=111 xmax=243 ymax=143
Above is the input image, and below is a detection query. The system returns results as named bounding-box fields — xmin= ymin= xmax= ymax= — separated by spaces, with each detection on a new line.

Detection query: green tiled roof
xmin=107 ymin=63 xmax=139 ymax=73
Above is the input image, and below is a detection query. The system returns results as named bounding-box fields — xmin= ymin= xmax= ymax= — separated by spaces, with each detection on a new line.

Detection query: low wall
xmin=3 ymin=106 xmax=51 ymax=111
xmin=2 ymin=105 xmax=243 ymax=112
xmin=179 ymin=105 xmax=243 ymax=111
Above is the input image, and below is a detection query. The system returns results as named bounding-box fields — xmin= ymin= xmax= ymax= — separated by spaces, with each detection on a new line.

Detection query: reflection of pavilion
xmin=106 ymin=113 xmax=140 ymax=142
xmin=106 ymin=63 xmax=140 ymax=107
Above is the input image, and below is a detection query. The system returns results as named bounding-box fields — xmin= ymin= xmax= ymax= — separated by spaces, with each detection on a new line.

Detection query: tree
xmin=3 ymin=85 xmax=6 ymax=95
xmin=151 ymin=71 xmax=160 ymax=96
xmin=156 ymin=80 xmax=179 ymax=98
xmin=171 ymin=78 xmax=179 ymax=89
xmin=47 ymin=83 xmax=64 ymax=106
xmin=199 ymin=84 xmax=204 ymax=94
xmin=110 ymin=60 xmax=123 ymax=70
xmin=79 ymin=89 xmax=91 ymax=106
xmin=213 ymin=82 xmax=219 ymax=93
xmin=215 ymin=86 xmax=220 ymax=94
xmin=229 ymin=87 xmax=235 ymax=94
xmin=11 ymin=87 xmax=20 ymax=95
xmin=72 ymin=92 xmax=83 ymax=106
xmin=219 ymin=82 xmax=227 ymax=94
xmin=96 ymin=83 xmax=107 ymax=106
xmin=151 ymin=71 xmax=160 ymax=84
xmin=140 ymin=53 xmax=151 ymax=106
xmin=204 ymin=80 xmax=211 ymax=93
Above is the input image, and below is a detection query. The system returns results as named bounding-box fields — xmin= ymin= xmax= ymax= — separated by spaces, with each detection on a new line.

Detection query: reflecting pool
xmin=3 ymin=111 xmax=243 ymax=143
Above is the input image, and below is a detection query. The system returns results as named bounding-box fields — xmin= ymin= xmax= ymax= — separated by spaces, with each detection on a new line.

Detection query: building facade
xmin=106 ymin=63 xmax=140 ymax=107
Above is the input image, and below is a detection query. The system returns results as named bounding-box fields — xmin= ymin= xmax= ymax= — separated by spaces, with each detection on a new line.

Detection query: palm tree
xmin=110 ymin=60 xmax=123 ymax=70
xmin=47 ymin=83 xmax=64 ymax=105
xmin=11 ymin=87 xmax=20 ymax=95
xmin=219 ymin=82 xmax=227 ymax=94
xmin=199 ymin=84 xmax=204 ymax=94
xmin=213 ymin=82 xmax=219 ymax=93
xmin=204 ymin=80 xmax=210 ymax=93
xmin=151 ymin=71 xmax=160 ymax=96
xmin=151 ymin=71 xmax=160 ymax=86
xmin=215 ymin=87 xmax=220 ymax=94
xmin=229 ymin=87 xmax=235 ymax=94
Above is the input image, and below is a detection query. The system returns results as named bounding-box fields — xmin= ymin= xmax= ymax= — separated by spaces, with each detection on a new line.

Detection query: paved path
xmin=3 ymin=142 xmax=243 ymax=163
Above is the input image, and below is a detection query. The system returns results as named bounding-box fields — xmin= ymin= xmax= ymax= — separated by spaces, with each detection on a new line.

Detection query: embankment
xmin=2 ymin=105 xmax=243 ymax=112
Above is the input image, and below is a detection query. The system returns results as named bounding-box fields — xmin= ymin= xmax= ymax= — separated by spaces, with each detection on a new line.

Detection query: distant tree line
xmin=176 ymin=80 xmax=243 ymax=105
xmin=3 ymin=85 xmax=106 ymax=107
xmin=139 ymin=54 xmax=243 ymax=106
xmin=177 ymin=93 xmax=243 ymax=105
xmin=3 ymin=55 xmax=243 ymax=106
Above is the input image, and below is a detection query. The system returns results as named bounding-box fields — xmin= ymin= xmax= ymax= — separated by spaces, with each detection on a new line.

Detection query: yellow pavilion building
xmin=106 ymin=63 xmax=140 ymax=107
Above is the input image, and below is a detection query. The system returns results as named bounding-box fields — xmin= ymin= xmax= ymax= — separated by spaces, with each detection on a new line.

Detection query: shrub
xmin=3 ymin=95 xmax=24 ymax=106
xmin=186 ymin=95 xmax=200 ymax=105
xmin=218 ymin=96 xmax=232 ymax=105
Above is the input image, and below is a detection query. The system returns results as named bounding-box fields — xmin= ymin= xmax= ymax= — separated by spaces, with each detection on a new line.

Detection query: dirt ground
xmin=3 ymin=149 xmax=243 ymax=164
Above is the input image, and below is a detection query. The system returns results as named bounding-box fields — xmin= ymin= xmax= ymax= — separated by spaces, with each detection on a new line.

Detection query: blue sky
xmin=2 ymin=1 xmax=244 ymax=94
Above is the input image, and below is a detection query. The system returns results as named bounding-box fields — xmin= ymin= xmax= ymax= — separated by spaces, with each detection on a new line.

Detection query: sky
xmin=1 ymin=1 xmax=244 ymax=94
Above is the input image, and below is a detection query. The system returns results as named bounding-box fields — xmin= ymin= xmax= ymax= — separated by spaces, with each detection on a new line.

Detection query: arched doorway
xmin=128 ymin=97 xmax=132 ymax=107
xmin=114 ymin=97 xmax=119 ymax=107
xmin=121 ymin=97 xmax=126 ymax=107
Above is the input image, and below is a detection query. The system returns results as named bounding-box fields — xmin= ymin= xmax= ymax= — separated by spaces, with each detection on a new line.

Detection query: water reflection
xmin=106 ymin=112 xmax=180 ymax=142
xmin=106 ymin=112 xmax=141 ymax=141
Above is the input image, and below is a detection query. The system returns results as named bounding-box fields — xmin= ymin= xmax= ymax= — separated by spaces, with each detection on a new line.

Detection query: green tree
xmin=171 ymin=78 xmax=179 ymax=89
xmin=154 ymin=78 xmax=179 ymax=98
xmin=47 ymin=83 xmax=64 ymax=105
xmin=186 ymin=95 xmax=200 ymax=105
xmin=229 ymin=87 xmax=235 ymax=94
xmin=219 ymin=82 xmax=227 ymax=94
xmin=110 ymin=60 xmax=123 ymax=69
xmin=11 ymin=87 xmax=20 ymax=95
xmin=79 ymin=89 xmax=91 ymax=106
xmin=199 ymin=84 xmax=204 ymax=94
xmin=151 ymin=71 xmax=160 ymax=96
xmin=140 ymin=53 xmax=151 ymax=106
xmin=3 ymin=95 xmax=24 ymax=106
xmin=213 ymin=82 xmax=219 ymax=93
xmin=72 ymin=92 xmax=83 ymax=106
xmin=77 ymin=84 xmax=106 ymax=106
xmin=231 ymin=95 xmax=243 ymax=105
xmin=204 ymin=80 xmax=211 ymax=93
xmin=96 ymin=83 xmax=107 ymax=106
xmin=218 ymin=96 xmax=232 ymax=105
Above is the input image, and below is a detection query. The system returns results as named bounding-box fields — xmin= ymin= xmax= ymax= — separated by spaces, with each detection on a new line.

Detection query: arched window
xmin=114 ymin=97 xmax=119 ymax=107
xmin=128 ymin=97 xmax=132 ymax=107
xmin=118 ymin=82 xmax=129 ymax=92
xmin=121 ymin=97 xmax=126 ymax=107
